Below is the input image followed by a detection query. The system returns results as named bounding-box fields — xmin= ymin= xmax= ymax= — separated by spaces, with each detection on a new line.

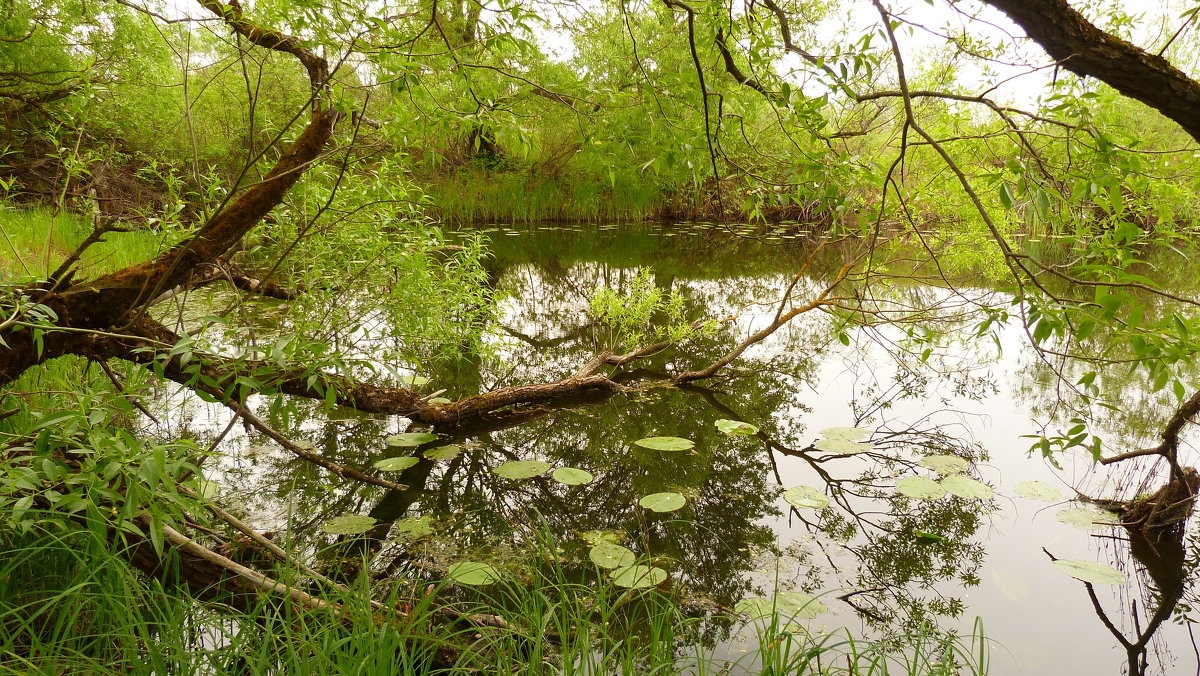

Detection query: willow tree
xmin=2 ymin=0 xmax=1200 ymax=656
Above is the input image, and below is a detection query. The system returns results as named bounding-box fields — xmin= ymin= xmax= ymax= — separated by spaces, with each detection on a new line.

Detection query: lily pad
xmin=448 ymin=561 xmax=502 ymax=585
xmin=1014 ymin=480 xmax=1061 ymax=502
xmin=814 ymin=439 xmax=874 ymax=454
xmin=581 ymin=530 xmax=623 ymax=546
xmin=919 ymin=455 xmax=970 ymax=475
xmin=896 ymin=476 xmax=947 ymax=500
xmin=733 ymin=597 xmax=776 ymax=620
xmin=775 ymin=592 xmax=827 ymax=619
xmin=715 ymin=419 xmax=759 ymax=437
xmin=393 ymin=515 xmax=435 ymax=538
xmin=321 ymin=515 xmax=376 ymax=535
xmin=551 ymin=467 xmax=595 ymax=486
xmin=735 ymin=593 xmax=827 ymax=620
xmin=386 ymin=432 xmax=438 ymax=447
xmin=610 ymin=564 xmax=668 ymax=589
xmin=639 ymin=492 xmax=686 ymax=512
xmin=820 ymin=427 xmax=871 ymax=441
xmin=423 ymin=445 xmax=462 ymax=461
xmin=1053 ymin=559 xmax=1125 ymax=585
xmin=373 ymin=456 xmax=419 ymax=471
xmin=492 ymin=460 xmax=552 ymax=479
xmin=633 ymin=436 xmax=695 ymax=451
xmin=589 ymin=542 xmax=636 ymax=569
xmin=941 ymin=475 xmax=994 ymax=499
xmin=783 ymin=485 xmax=830 ymax=509
xmin=1055 ymin=507 xmax=1118 ymax=530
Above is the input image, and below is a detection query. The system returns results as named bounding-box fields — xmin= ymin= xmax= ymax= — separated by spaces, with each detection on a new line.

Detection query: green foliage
xmin=589 ymin=268 xmax=700 ymax=350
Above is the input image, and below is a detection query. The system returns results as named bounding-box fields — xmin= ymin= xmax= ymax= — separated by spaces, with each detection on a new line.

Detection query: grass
xmin=0 ymin=206 xmax=169 ymax=281
xmin=423 ymin=170 xmax=663 ymax=224
xmin=0 ymin=524 xmax=990 ymax=675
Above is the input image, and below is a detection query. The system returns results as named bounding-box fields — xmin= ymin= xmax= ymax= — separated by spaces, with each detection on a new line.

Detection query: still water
xmin=170 ymin=222 xmax=1200 ymax=675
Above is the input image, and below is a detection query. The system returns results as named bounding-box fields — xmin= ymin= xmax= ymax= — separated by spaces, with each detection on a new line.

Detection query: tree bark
xmin=982 ymin=0 xmax=1200 ymax=144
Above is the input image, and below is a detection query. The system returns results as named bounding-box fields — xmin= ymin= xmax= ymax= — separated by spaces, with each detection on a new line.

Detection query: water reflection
xmin=152 ymin=222 xmax=1198 ymax=674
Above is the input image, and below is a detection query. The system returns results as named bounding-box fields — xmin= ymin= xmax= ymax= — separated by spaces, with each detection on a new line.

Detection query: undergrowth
xmin=0 ymin=526 xmax=990 ymax=675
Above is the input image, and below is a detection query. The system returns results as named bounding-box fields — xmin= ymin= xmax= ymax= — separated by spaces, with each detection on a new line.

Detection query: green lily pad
xmin=639 ymin=492 xmax=686 ymax=512
xmin=896 ymin=476 xmax=947 ymax=500
xmin=734 ymin=597 xmax=775 ymax=620
xmin=783 ymin=485 xmax=830 ymax=509
xmin=581 ymin=530 xmax=623 ymax=546
xmin=775 ymin=592 xmax=827 ymax=618
xmin=1055 ymin=507 xmax=1118 ymax=530
xmin=1053 ymin=559 xmax=1125 ymax=585
xmin=715 ymin=419 xmax=759 ymax=437
xmin=373 ymin=456 xmax=419 ymax=471
xmin=735 ymin=593 xmax=826 ymax=620
xmin=610 ymin=564 xmax=667 ymax=589
xmin=551 ymin=467 xmax=595 ymax=485
xmin=448 ymin=561 xmax=502 ymax=585
xmin=589 ymin=542 xmax=636 ymax=569
xmin=493 ymin=460 xmax=552 ymax=479
xmin=814 ymin=438 xmax=874 ymax=454
xmin=1014 ymin=480 xmax=1061 ymax=502
xmin=386 ymin=432 xmax=438 ymax=447
xmin=423 ymin=445 xmax=462 ymax=461
xmin=393 ymin=515 xmax=435 ymax=538
xmin=941 ymin=474 xmax=994 ymax=499
xmin=633 ymin=436 xmax=695 ymax=451
xmin=820 ymin=427 xmax=871 ymax=441
xmin=919 ymin=455 xmax=970 ymax=475
xmin=192 ymin=479 xmax=220 ymax=500
xmin=321 ymin=515 xmax=376 ymax=535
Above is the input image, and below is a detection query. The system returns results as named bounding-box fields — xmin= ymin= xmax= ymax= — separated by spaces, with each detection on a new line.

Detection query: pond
xmin=165 ymin=222 xmax=1200 ymax=675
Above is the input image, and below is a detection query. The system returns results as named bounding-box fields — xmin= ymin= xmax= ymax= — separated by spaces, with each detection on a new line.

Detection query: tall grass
xmin=424 ymin=171 xmax=662 ymax=224
xmin=0 ymin=525 xmax=991 ymax=675
xmin=0 ymin=207 xmax=167 ymax=280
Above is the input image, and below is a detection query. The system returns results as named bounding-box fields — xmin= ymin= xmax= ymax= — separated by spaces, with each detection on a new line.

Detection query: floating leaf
xmin=552 ymin=467 xmax=594 ymax=486
xmin=820 ymin=427 xmax=871 ymax=441
xmin=581 ymin=530 xmax=623 ymax=546
xmin=941 ymin=475 xmax=994 ymax=500
xmin=735 ymin=593 xmax=826 ymax=620
xmin=423 ymin=445 xmax=462 ymax=461
xmin=393 ymin=515 xmax=435 ymax=538
xmin=192 ymin=479 xmax=220 ymax=500
xmin=492 ymin=460 xmax=552 ymax=479
xmin=448 ymin=561 xmax=502 ymax=585
xmin=814 ymin=439 xmax=873 ymax=454
xmin=399 ymin=374 xmax=430 ymax=386
xmin=734 ymin=597 xmax=775 ymax=620
xmin=1053 ymin=559 xmax=1125 ymax=585
xmin=386 ymin=432 xmax=438 ymax=447
xmin=919 ymin=455 xmax=969 ymax=475
xmin=639 ymin=492 xmax=686 ymax=512
xmin=896 ymin=476 xmax=947 ymax=500
xmin=321 ymin=515 xmax=376 ymax=535
xmin=633 ymin=436 xmax=694 ymax=451
xmin=610 ymin=564 xmax=667 ymax=589
xmin=715 ymin=419 xmax=759 ymax=437
xmin=373 ymin=456 xmax=419 ymax=471
xmin=1014 ymin=480 xmax=1061 ymax=502
xmin=589 ymin=542 xmax=636 ymax=569
xmin=1055 ymin=507 xmax=1117 ymax=530
xmin=775 ymin=592 xmax=827 ymax=619
xmin=783 ymin=486 xmax=830 ymax=509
